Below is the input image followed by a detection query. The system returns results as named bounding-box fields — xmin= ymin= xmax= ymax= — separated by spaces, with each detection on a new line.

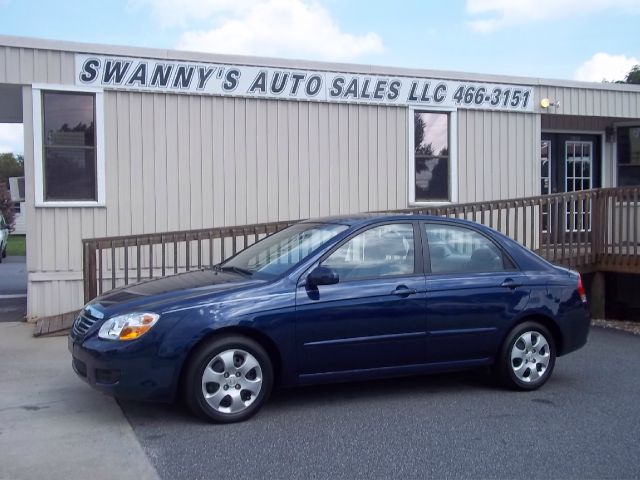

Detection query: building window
xmin=33 ymin=86 xmax=105 ymax=207
xmin=617 ymin=126 xmax=640 ymax=186
xmin=42 ymin=92 xmax=96 ymax=201
xmin=413 ymin=111 xmax=450 ymax=202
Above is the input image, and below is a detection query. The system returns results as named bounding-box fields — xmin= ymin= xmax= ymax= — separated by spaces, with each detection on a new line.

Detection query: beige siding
xmin=539 ymin=86 xmax=640 ymax=119
xmin=96 ymin=92 xmax=408 ymax=229
xmin=457 ymin=110 xmax=540 ymax=203
xmin=0 ymin=46 xmax=75 ymax=85
xmin=26 ymin=89 xmax=408 ymax=316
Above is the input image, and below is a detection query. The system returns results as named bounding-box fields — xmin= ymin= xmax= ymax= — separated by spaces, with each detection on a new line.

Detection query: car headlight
xmin=98 ymin=312 xmax=160 ymax=341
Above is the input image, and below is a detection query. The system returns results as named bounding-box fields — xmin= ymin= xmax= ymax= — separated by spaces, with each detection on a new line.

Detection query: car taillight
xmin=577 ymin=273 xmax=587 ymax=303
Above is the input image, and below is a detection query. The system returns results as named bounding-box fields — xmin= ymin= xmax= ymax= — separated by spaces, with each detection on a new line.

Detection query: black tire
xmin=184 ymin=334 xmax=273 ymax=423
xmin=497 ymin=321 xmax=556 ymax=391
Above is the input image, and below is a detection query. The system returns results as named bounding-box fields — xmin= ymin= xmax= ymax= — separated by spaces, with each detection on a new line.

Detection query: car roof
xmin=300 ymin=213 xmax=485 ymax=229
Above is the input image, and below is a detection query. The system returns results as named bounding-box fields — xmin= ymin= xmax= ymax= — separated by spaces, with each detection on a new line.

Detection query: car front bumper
xmin=68 ymin=334 xmax=179 ymax=402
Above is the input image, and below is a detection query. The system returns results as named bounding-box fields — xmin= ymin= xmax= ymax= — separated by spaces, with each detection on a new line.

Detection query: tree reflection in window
xmin=414 ymin=112 xmax=449 ymax=202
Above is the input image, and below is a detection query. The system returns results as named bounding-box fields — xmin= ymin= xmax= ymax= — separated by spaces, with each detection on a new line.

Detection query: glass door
xmin=540 ymin=139 xmax=552 ymax=233
xmin=540 ymin=132 xmax=601 ymax=243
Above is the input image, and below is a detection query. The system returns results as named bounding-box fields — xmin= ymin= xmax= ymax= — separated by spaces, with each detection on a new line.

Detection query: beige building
xmin=0 ymin=34 xmax=639 ymax=318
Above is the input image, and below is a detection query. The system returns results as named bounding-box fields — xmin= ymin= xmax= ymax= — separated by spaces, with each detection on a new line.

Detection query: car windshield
xmin=220 ymin=222 xmax=348 ymax=278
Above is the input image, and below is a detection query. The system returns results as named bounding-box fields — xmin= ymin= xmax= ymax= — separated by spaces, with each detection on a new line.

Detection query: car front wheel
xmin=498 ymin=321 xmax=556 ymax=390
xmin=184 ymin=335 xmax=273 ymax=423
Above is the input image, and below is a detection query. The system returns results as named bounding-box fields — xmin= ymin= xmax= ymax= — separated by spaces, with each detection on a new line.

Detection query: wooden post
xmin=83 ymin=241 xmax=97 ymax=304
xmin=590 ymin=271 xmax=606 ymax=320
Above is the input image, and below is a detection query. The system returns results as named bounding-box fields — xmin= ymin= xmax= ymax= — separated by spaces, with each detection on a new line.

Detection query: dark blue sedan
xmin=69 ymin=215 xmax=590 ymax=423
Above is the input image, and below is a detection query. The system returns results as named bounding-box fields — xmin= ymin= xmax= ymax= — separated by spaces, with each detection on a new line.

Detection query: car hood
xmin=87 ymin=269 xmax=266 ymax=317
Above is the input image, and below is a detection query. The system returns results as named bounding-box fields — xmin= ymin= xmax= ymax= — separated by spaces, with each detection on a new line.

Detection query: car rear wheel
xmin=184 ymin=335 xmax=273 ymax=423
xmin=497 ymin=321 xmax=556 ymax=390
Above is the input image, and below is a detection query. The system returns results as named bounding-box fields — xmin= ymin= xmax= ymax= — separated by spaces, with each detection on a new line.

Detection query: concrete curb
xmin=0 ymin=322 xmax=160 ymax=480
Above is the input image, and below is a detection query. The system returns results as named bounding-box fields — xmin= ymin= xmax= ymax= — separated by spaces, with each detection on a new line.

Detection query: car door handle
xmin=501 ymin=278 xmax=523 ymax=289
xmin=391 ymin=286 xmax=418 ymax=297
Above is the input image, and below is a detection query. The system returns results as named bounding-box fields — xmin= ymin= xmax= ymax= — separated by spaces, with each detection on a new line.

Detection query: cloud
xmin=132 ymin=0 xmax=384 ymax=61
xmin=574 ymin=53 xmax=640 ymax=82
xmin=466 ymin=0 xmax=640 ymax=32
xmin=129 ymin=0 xmax=245 ymax=28
xmin=0 ymin=124 xmax=23 ymax=155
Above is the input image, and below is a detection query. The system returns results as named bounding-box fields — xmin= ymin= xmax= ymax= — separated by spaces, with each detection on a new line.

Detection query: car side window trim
xmin=303 ymin=220 xmax=424 ymax=285
xmin=419 ymin=221 xmax=519 ymax=276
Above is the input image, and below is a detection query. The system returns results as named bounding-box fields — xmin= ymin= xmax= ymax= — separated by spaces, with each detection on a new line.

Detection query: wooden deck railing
xmin=82 ymin=186 xmax=640 ymax=302
xmin=82 ymin=220 xmax=295 ymax=302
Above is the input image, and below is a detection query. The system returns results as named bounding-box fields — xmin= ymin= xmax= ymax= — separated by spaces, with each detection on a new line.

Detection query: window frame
xmin=420 ymin=221 xmax=518 ymax=275
xmin=316 ymin=220 xmax=425 ymax=284
xmin=408 ymin=107 xmax=458 ymax=206
xmin=32 ymin=84 xmax=105 ymax=207
xmin=614 ymin=122 xmax=640 ymax=188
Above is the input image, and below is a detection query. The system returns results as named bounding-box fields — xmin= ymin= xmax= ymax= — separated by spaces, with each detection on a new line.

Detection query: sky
xmin=1 ymin=0 xmax=639 ymax=155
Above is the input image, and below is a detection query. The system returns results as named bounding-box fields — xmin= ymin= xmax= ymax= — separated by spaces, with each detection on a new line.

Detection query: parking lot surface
xmin=121 ymin=327 xmax=640 ymax=479
xmin=0 ymin=256 xmax=27 ymax=322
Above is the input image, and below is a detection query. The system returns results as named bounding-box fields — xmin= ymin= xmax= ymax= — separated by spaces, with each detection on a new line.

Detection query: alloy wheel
xmin=510 ymin=331 xmax=551 ymax=384
xmin=201 ymin=349 xmax=263 ymax=414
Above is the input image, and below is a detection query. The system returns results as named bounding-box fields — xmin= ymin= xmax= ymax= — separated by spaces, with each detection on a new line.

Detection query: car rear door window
xmin=322 ymin=223 xmax=416 ymax=281
xmin=425 ymin=224 xmax=506 ymax=274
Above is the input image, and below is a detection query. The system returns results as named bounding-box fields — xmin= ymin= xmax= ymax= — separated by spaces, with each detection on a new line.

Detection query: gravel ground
xmin=592 ymin=319 xmax=640 ymax=335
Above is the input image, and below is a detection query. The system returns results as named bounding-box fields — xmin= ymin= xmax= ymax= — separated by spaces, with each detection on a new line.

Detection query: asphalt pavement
xmin=121 ymin=327 xmax=640 ymax=480
xmin=0 ymin=256 xmax=27 ymax=322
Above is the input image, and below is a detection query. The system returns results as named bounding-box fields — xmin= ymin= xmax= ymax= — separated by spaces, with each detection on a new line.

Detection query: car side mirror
xmin=306 ymin=266 xmax=339 ymax=288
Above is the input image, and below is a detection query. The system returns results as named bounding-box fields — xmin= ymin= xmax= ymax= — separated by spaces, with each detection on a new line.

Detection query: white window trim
xmin=408 ymin=107 xmax=458 ymax=206
xmin=32 ymin=83 xmax=105 ymax=208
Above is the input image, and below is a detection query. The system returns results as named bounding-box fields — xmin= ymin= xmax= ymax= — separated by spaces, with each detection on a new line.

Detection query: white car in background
xmin=0 ymin=214 xmax=9 ymax=262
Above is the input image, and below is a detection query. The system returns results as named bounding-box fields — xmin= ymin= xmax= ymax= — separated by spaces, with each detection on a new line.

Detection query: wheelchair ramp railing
xmin=82 ymin=187 xmax=640 ymax=303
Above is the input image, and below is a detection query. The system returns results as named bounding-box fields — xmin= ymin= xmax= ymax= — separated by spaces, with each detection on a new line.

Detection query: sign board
xmin=75 ymin=54 xmax=534 ymax=112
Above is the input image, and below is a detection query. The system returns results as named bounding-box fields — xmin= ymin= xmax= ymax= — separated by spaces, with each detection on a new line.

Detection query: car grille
xmin=72 ymin=312 xmax=99 ymax=338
